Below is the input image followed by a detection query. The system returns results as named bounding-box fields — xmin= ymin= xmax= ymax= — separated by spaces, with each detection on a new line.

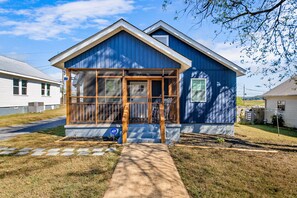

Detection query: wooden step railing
xmin=159 ymin=103 xmax=165 ymax=143
xmin=122 ymin=103 xmax=130 ymax=143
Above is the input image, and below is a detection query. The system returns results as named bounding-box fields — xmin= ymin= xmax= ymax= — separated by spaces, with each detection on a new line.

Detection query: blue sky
xmin=0 ymin=0 xmax=278 ymax=96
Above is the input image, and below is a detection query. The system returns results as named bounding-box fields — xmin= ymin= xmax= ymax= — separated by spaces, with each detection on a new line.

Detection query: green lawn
xmin=0 ymin=106 xmax=66 ymax=127
xmin=0 ymin=126 xmax=121 ymax=198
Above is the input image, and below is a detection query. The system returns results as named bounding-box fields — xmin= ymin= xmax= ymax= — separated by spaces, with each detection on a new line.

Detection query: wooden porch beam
xmin=66 ymin=69 xmax=71 ymax=125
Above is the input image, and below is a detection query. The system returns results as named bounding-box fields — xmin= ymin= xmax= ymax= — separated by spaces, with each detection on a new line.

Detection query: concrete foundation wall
xmin=65 ymin=124 xmax=122 ymax=137
xmin=181 ymin=123 xmax=234 ymax=136
xmin=0 ymin=104 xmax=60 ymax=116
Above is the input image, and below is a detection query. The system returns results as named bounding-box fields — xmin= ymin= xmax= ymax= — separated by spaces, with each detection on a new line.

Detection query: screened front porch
xmin=65 ymin=69 xmax=180 ymax=126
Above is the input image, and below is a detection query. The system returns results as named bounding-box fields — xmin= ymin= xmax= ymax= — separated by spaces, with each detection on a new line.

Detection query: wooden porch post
xmin=95 ymin=70 xmax=98 ymax=124
xmin=66 ymin=69 xmax=71 ymax=125
xmin=148 ymin=80 xmax=152 ymax=123
xmin=122 ymin=77 xmax=128 ymax=143
xmin=176 ymin=69 xmax=180 ymax=124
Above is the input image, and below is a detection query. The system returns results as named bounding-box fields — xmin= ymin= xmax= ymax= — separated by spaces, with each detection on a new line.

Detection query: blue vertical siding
xmin=65 ymin=31 xmax=180 ymax=69
xmin=151 ymin=29 xmax=237 ymax=124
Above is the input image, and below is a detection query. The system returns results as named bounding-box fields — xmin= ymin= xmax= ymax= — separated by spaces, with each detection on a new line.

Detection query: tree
xmin=163 ymin=0 xmax=297 ymax=85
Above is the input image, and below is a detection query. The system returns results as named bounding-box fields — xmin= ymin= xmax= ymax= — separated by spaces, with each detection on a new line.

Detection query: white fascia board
xmin=144 ymin=21 xmax=246 ymax=77
xmin=0 ymin=70 xmax=61 ymax=85
xmin=49 ymin=19 xmax=192 ymax=73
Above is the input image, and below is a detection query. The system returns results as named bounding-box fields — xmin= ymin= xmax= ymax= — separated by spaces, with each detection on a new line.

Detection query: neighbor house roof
xmin=144 ymin=20 xmax=246 ymax=77
xmin=263 ymin=76 xmax=297 ymax=97
xmin=0 ymin=55 xmax=60 ymax=84
xmin=49 ymin=19 xmax=192 ymax=73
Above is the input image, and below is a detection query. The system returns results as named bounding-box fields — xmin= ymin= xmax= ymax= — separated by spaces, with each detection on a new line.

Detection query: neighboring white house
xmin=263 ymin=76 xmax=297 ymax=128
xmin=0 ymin=55 xmax=61 ymax=116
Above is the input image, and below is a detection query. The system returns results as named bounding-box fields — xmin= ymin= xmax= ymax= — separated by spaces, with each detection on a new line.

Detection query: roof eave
xmin=144 ymin=21 xmax=246 ymax=77
xmin=49 ymin=19 xmax=192 ymax=73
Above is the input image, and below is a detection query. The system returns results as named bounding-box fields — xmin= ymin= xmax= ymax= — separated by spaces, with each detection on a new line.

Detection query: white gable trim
xmin=49 ymin=19 xmax=192 ymax=73
xmin=0 ymin=70 xmax=61 ymax=85
xmin=144 ymin=21 xmax=246 ymax=77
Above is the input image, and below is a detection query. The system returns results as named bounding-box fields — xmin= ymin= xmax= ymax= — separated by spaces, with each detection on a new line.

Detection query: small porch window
xmin=152 ymin=35 xmax=169 ymax=46
xmin=191 ymin=78 xmax=206 ymax=102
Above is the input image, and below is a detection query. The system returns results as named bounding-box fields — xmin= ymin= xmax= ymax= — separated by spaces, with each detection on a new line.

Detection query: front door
xmin=127 ymin=79 xmax=163 ymax=123
xmin=128 ymin=81 xmax=148 ymax=122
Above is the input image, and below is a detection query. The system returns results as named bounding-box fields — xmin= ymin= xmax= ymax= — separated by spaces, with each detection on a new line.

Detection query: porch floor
xmin=103 ymin=143 xmax=189 ymax=198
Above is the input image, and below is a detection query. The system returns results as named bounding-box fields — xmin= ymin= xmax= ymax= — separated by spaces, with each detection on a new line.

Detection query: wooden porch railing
xmin=70 ymin=103 xmax=122 ymax=124
xmin=159 ymin=103 xmax=165 ymax=143
xmin=122 ymin=103 xmax=130 ymax=143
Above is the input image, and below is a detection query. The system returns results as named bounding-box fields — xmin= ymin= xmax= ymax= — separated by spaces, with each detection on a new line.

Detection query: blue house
xmin=50 ymin=19 xmax=245 ymax=144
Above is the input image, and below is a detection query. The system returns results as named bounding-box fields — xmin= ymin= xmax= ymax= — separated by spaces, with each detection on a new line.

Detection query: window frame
xmin=191 ymin=78 xmax=207 ymax=103
xmin=152 ymin=35 xmax=169 ymax=46
xmin=277 ymin=100 xmax=285 ymax=111
xmin=41 ymin=83 xmax=46 ymax=96
xmin=21 ymin=80 xmax=27 ymax=95
xmin=13 ymin=78 xmax=20 ymax=95
xmin=46 ymin=83 xmax=50 ymax=96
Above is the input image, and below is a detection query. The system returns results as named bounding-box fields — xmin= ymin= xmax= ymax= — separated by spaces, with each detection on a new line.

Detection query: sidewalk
xmin=0 ymin=116 xmax=65 ymax=140
xmin=104 ymin=143 xmax=189 ymax=198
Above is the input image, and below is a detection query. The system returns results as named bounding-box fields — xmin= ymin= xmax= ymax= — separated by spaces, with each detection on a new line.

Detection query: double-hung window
xmin=13 ymin=78 xmax=19 ymax=95
xmin=41 ymin=83 xmax=50 ymax=96
xmin=191 ymin=78 xmax=206 ymax=102
xmin=21 ymin=80 xmax=27 ymax=95
xmin=41 ymin=83 xmax=45 ymax=96
xmin=47 ymin=84 xmax=50 ymax=96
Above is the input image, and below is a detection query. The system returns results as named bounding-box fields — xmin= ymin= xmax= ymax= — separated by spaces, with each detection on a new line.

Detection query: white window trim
xmin=152 ymin=35 xmax=169 ymax=46
xmin=191 ymin=78 xmax=207 ymax=103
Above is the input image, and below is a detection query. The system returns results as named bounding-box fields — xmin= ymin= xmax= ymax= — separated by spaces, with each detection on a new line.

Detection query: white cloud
xmin=0 ymin=0 xmax=8 ymax=3
xmin=0 ymin=0 xmax=134 ymax=40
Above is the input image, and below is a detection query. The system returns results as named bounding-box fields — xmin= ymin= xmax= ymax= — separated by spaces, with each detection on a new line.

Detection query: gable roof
xmin=263 ymin=76 xmax=297 ymax=97
xmin=49 ymin=19 xmax=192 ymax=73
xmin=0 ymin=55 xmax=60 ymax=84
xmin=144 ymin=20 xmax=246 ymax=77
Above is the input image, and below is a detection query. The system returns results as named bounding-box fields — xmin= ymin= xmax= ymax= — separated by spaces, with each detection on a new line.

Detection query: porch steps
xmin=126 ymin=124 xmax=161 ymax=143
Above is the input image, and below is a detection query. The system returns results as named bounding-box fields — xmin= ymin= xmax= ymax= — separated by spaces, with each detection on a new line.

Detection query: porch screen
xmin=191 ymin=78 xmax=206 ymax=102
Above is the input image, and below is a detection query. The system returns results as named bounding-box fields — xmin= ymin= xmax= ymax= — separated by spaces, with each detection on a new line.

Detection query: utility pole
xmin=243 ymin=84 xmax=246 ymax=100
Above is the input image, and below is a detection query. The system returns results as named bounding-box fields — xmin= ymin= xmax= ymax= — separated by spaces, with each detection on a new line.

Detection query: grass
xmin=0 ymin=126 xmax=122 ymax=198
xmin=236 ymin=97 xmax=264 ymax=107
xmin=170 ymin=147 xmax=297 ymax=198
xmin=235 ymin=124 xmax=297 ymax=145
xmin=170 ymin=124 xmax=297 ymax=197
xmin=0 ymin=106 xmax=66 ymax=127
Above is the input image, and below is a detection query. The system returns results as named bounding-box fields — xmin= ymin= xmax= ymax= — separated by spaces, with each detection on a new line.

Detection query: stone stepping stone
xmin=46 ymin=152 xmax=60 ymax=156
xmin=19 ymin=148 xmax=33 ymax=152
xmin=33 ymin=148 xmax=45 ymax=152
xmin=92 ymin=152 xmax=105 ymax=156
xmin=0 ymin=150 xmax=14 ymax=155
xmin=48 ymin=148 xmax=60 ymax=152
xmin=78 ymin=151 xmax=90 ymax=156
xmin=4 ymin=148 xmax=16 ymax=151
xmin=63 ymin=148 xmax=74 ymax=152
xmin=106 ymin=147 xmax=117 ymax=152
xmin=61 ymin=151 xmax=74 ymax=156
xmin=16 ymin=151 xmax=30 ymax=156
xmin=0 ymin=147 xmax=8 ymax=151
xmin=92 ymin=148 xmax=104 ymax=152
xmin=77 ymin=148 xmax=89 ymax=152
xmin=31 ymin=152 xmax=45 ymax=156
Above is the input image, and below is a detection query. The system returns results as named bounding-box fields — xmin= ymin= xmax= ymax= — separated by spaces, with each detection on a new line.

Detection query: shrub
xmin=216 ymin=137 xmax=225 ymax=144
xmin=271 ymin=114 xmax=285 ymax=127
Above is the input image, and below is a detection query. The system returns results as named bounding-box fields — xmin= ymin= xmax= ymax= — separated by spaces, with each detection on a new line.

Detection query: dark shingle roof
xmin=0 ymin=55 xmax=59 ymax=84
xmin=263 ymin=76 xmax=297 ymax=97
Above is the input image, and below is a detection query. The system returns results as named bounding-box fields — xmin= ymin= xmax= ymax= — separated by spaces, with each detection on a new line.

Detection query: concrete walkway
xmin=0 ymin=116 xmax=65 ymax=140
xmin=104 ymin=143 xmax=189 ymax=198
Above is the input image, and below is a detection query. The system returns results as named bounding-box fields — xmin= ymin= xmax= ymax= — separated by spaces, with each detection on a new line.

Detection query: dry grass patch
xmin=0 ymin=106 xmax=66 ymax=127
xmin=235 ymin=124 xmax=297 ymax=145
xmin=0 ymin=126 xmax=122 ymax=198
xmin=170 ymin=146 xmax=297 ymax=198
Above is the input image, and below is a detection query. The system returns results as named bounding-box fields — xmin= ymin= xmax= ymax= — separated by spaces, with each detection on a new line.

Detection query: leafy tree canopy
xmin=163 ymin=0 xmax=297 ymax=84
